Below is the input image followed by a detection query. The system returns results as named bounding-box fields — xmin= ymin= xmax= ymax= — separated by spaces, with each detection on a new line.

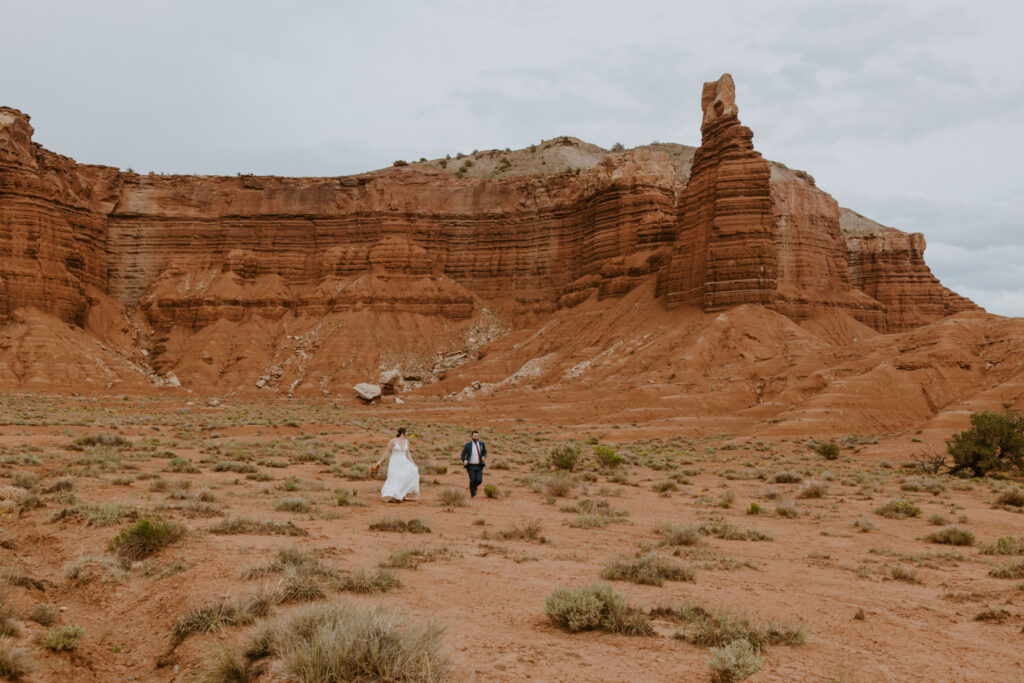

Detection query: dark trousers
xmin=465 ymin=464 xmax=484 ymax=497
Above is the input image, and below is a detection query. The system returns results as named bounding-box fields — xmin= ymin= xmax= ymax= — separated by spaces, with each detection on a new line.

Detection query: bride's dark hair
xmin=396 ymin=427 xmax=407 ymax=437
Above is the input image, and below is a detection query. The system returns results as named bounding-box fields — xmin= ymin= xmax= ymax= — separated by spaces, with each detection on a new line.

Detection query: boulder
xmin=354 ymin=383 xmax=381 ymax=401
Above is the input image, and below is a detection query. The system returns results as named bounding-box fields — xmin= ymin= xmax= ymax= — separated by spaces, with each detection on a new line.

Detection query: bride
xmin=371 ymin=427 xmax=419 ymax=502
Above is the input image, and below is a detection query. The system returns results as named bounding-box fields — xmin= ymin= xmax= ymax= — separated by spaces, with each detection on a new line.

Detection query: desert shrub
xmin=337 ymin=568 xmax=400 ymax=594
xmin=709 ymin=638 xmax=762 ymax=682
xmin=166 ymin=457 xmax=199 ymax=473
xmin=600 ymin=554 xmax=695 ymax=586
xmin=989 ymin=561 xmax=1024 ymax=579
xmin=483 ymin=483 xmax=500 ymax=499
xmin=549 ymin=444 xmax=581 ymax=472
xmin=543 ymin=473 xmax=573 ymax=497
xmin=654 ymin=523 xmax=702 ymax=547
xmin=194 ymin=645 xmax=250 ymax=683
xmin=980 ymin=536 xmax=1024 ymax=555
xmin=43 ymin=625 xmax=84 ymax=651
xmin=109 ymin=517 xmax=185 ymax=560
xmin=814 ymin=442 xmax=840 ymax=460
xmin=770 ymin=470 xmax=803 ymax=484
xmin=438 ymin=489 xmax=466 ymax=510
xmin=656 ymin=602 xmax=805 ymax=651
xmin=10 ymin=472 xmax=37 ymax=490
xmin=0 ymin=594 xmax=17 ymax=637
xmin=652 ymin=480 xmax=677 ymax=495
xmin=928 ymin=514 xmax=950 ymax=526
xmin=279 ymin=572 xmax=328 ymax=603
xmin=924 ymin=527 xmax=974 ymax=546
xmin=545 ymin=584 xmax=652 ymax=635
xmin=73 ymin=433 xmax=130 ymax=449
xmin=796 ymin=481 xmax=827 ymax=499
xmin=274 ymin=497 xmax=311 ymax=513
xmin=245 ymin=600 xmax=451 ymax=682
xmin=369 ymin=517 xmax=431 ymax=534
xmin=499 ymin=519 xmax=545 ymax=543
xmin=875 ymin=499 xmax=921 ymax=519
xmin=209 ymin=517 xmax=308 ymax=536
xmin=885 ymin=564 xmax=921 ymax=583
xmin=775 ymin=500 xmax=800 ymax=518
xmin=947 ymin=410 xmax=1024 ymax=476
xmin=974 ymin=608 xmax=1011 ymax=622
xmin=172 ymin=594 xmax=272 ymax=648
xmin=746 ymin=503 xmax=762 ymax=515
xmin=380 ymin=546 xmax=448 ymax=570
xmin=334 ymin=489 xmax=365 ymax=507
xmin=213 ymin=461 xmax=258 ymax=474
xmin=0 ymin=636 xmax=32 ymax=679
xmin=63 ymin=555 xmax=126 ymax=584
xmin=29 ymin=602 xmax=57 ymax=626
xmin=995 ymin=487 xmax=1024 ymax=507
xmin=594 ymin=445 xmax=624 ymax=468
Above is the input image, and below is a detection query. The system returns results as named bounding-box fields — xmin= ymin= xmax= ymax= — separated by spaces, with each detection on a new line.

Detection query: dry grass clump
xmin=542 ymin=473 xmax=573 ymax=497
xmin=29 ymin=602 xmax=57 ymax=626
xmin=654 ymin=602 xmax=805 ymax=651
xmin=498 ymin=519 xmax=546 ymax=543
xmin=974 ymin=608 xmax=1011 ymax=622
xmin=334 ymin=488 xmax=366 ymax=507
xmin=545 ymin=584 xmax=653 ymax=636
xmin=927 ymin=514 xmax=951 ymax=526
xmin=654 ymin=523 xmax=703 ymax=547
xmin=0 ymin=636 xmax=32 ymax=679
xmin=923 ymin=527 xmax=975 ymax=546
xmin=988 ymin=561 xmax=1024 ymax=579
xmin=240 ymin=546 xmax=336 ymax=581
xmin=63 ymin=555 xmax=127 ymax=584
xmin=274 ymin=497 xmax=312 ymax=513
xmin=885 ymin=564 xmax=922 ymax=584
xmin=770 ymin=470 xmax=803 ymax=484
xmin=42 ymin=625 xmax=84 ymax=651
xmin=709 ymin=638 xmax=761 ymax=683
xmin=193 ymin=645 xmax=251 ymax=683
xmin=0 ymin=594 xmax=17 ymax=637
xmin=796 ymin=481 xmax=827 ymax=499
xmin=336 ymin=568 xmax=400 ymax=594
xmin=108 ymin=517 xmax=185 ymax=560
xmin=379 ymin=546 xmax=450 ymax=570
xmin=242 ymin=601 xmax=451 ymax=682
xmin=775 ymin=499 xmax=800 ymax=518
xmin=437 ymin=489 xmax=466 ymax=511
xmin=209 ymin=517 xmax=308 ymax=536
xmin=73 ymin=433 xmax=130 ymax=449
xmin=172 ymin=590 xmax=277 ymax=649
xmin=852 ymin=517 xmax=876 ymax=533
xmin=369 ymin=517 xmax=431 ymax=534
xmin=875 ymin=499 xmax=921 ymax=519
xmin=600 ymin=553 xmax=695 ymax=586
xmin=980 ymin=536 xmax=1024 ymax=555
xmin=483 ymin=483 xmax=500 ymax=498
xmin=995 ymin=487 xmax=1024 ymax=507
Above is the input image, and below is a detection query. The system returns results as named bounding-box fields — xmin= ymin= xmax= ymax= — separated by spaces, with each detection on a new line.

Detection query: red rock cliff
xmin=0 ymin=77 xmax=982 ymax=392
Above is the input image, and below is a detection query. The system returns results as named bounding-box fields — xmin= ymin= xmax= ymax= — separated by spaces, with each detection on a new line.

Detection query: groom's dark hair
xmin=471 ymin=430 xmax=479 ymax=435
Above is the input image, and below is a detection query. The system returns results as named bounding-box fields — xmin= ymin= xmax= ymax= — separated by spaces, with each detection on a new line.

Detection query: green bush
xmin=814 ymin=442 xmax=840 ymax=460
xmin=709 ymin=638 xmax=762 ymax=682
xmin=483 ymin=483 xmax=500 ymax=499
xmin=549 ymin=444 xmax=581 ymax=472
xmin=947 ymin=410 xmax=1024 ymax=476
xmin=545 ymin=584 xmax=652 ymax=635
xmin=875 ymin=499 xmax=921 ymax=519
xmin=109 ymin=518 xmax=185 ymax=560
xmin=43 ymin=625 xmax=84 ymax=651
xmin=594 ymin=445 xmax=624 ymax=468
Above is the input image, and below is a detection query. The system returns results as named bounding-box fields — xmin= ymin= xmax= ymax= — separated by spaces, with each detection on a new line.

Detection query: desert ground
xmin=1 ymin=393 xmax=1023 ymax=682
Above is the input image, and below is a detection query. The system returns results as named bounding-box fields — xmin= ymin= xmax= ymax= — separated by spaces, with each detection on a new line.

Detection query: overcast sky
xmin=3 ymin=1 xmax=1022 ymax=315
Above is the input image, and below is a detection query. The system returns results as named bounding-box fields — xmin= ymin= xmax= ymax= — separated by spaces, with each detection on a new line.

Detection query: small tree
xmin=947 ymin=410 xmax=1024 ymax=477
xmin=549 ymin=444 xmax=581 ymax=472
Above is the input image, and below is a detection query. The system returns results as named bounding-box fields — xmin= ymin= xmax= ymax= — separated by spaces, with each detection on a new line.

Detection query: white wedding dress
xmin=380 ymin=440 xmax=419 ymax=502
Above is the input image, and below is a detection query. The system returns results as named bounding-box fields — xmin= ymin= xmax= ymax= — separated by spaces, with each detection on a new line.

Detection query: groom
xmin=460 ymin=430 xmax=487 ymax=497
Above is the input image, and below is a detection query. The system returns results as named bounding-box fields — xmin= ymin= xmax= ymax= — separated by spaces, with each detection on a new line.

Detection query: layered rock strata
xmin=0 ymin=77 xmax=983 ymax=392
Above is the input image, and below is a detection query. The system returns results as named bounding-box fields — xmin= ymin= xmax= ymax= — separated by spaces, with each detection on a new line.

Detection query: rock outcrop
xmin=0 ymin=76 xmax=984 ymax=394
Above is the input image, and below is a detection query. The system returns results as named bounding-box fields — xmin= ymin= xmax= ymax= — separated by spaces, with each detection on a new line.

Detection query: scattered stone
xmin=354 ymin=383 xmax=382 ymax=401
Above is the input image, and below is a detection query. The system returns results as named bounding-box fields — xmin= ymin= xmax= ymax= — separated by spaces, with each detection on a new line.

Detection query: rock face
xmin=0 ymin=76 xmax=983 ymax=393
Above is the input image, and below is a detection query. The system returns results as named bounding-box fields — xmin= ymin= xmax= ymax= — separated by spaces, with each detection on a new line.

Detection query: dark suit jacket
xmin=460 ymin=440 xmax=487 ymax=467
